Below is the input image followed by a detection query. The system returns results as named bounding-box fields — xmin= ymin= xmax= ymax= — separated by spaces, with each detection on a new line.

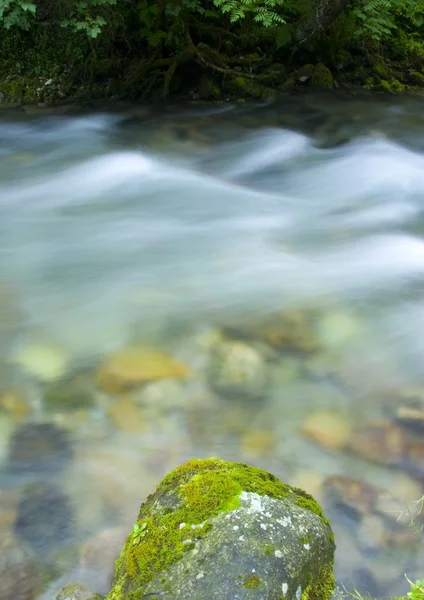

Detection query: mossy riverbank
xmin=1 ymin=24 xmax=424 ymax=106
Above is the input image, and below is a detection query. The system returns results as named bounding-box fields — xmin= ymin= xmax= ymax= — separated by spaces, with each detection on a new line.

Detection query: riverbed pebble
xmin=96 ymin=347 xmax=189 ymax=393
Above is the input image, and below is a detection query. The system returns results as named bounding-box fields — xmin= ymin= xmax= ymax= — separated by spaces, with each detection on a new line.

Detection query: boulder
xmin=107 ymin=458 xmax=335 ymax=599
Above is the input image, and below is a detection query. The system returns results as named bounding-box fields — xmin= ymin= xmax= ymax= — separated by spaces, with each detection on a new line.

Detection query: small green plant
xmin=132 ymin=522 xmax=148 ymax=545
xmin=406 ymin=576 xmax=424 ymax=600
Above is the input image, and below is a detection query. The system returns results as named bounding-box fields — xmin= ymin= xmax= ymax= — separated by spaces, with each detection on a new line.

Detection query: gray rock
xmin=107 ymin=458 xmax=335 ymax=600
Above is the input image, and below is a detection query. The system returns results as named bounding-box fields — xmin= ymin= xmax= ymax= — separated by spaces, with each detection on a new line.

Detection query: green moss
xmin=299 ymin=532 xmax=313 ymax=546
xmin=310 ymin=63 xmax=333 ymax=89
xmin=333 ymin=49 xmax=352 ymax=68
xmin=409 ymin=71 xmax=424 ymax=85
xmin=107 ymin=458 xmax=331 ymax=600
xmin=293 ymin=488 xmax=331 ymax=529
xmin=379 ymin=78 xmax=406 ymax=93
xmin=263 ymin=543 xmax=276 ymax=556
xmin=243 ymin=573 xmax=262 ymax=589
xmin=231 ymin=76 xmax=275 ymax=100
xmin=301 ymin=573 xmax=313 ymax=600
xmin=305 ymin=562 xmax=335 ymax=600
xmin=0 ymin=80 xmax=23 ymax=101
xmin=280 ymin=76 xmax=296 ymax=91
xmin=374 ymin=61 xmax=390 ymax=79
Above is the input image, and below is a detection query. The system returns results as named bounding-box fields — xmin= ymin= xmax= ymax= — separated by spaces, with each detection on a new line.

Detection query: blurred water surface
xmin=0 ymin=94 xmax=424 ymax=600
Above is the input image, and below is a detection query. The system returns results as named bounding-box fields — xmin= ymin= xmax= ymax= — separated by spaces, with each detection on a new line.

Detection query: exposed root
xmin=124 ymin=34 xmax=282 ymax=97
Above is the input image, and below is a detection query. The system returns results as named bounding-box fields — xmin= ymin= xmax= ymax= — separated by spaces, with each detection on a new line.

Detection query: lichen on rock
xmin=106 ymin=458 xmax=335 ymax=599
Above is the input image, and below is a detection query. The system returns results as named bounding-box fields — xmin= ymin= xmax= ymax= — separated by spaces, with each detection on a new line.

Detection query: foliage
xmin=353 ymin=0 xmax=424 ymax=40
xmin=61 ymin=0 xmax=118 ymax=39
xmin=131 ymin=522 xmax=148 ymax=545
xmin=0 ymin=0 xmax=36 ymax=30
xmin=213 ymin=0 xmax=287 ymax=27
xmin=2 ymin=0 xmax=424 ymax=103
xmin=406 ymin=577 xmax=424 ymax=600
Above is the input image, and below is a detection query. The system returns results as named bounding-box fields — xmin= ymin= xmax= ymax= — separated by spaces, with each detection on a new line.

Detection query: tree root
xmin=125 ymin=35 xmax=282 ymax=98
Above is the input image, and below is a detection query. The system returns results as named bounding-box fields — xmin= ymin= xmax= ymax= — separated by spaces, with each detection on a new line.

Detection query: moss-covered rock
xmin=280 ymin=76 xmax=296 ymax=91
xmin=374 ymin=60 xmax=391 ymax=80
xmin=310 ymin=64 xmax=334 ymax=90
xmin=333 ymin=50 xmax=353 ymax=69
xmin=0 ymin=80 xmax=24 ymax=102
xmin=379 ymin=78 xmax=406 ymax=93
xmin=107 ymin=458 xmax=335 ymax=599
xmin=296 ymin=64 xmax=315 ymax=82
xmin=231 ymin=76 xmax=276 ymax=101
xmin=408 ymin=71 xmax=424 ymax=85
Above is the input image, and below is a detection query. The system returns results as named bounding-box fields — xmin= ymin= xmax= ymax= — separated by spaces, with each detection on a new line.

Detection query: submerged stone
xmin=43 ymin=371 xmax=95 ymax=412
xmin=0 ymin=530 xmax=40 ymax=600
xmin=56 ymin=583 xmax=104 ymax=600
xmin=15 ymin=481 xmax=74 ymax=558
xmin=0 ymin=390 xmax=32 ymax=423
xmin=346 ymin=421 xmax=407 ymax=466
xmin=258 ymin=310 xmax=319 ymax=354
xmin=12 ymin=341 xmax=69 ymax=382
xmin=207 ymin=340 xmax=268 ymax=399
xmin=107 ymin=458 xmax=335 ymax=599
xmin=301 ymin=410 xmax=351 ymax=452
xmin=393 ymin=386 xmax=424 ymax=434
xmin=96 ymin=347 xmax=189 ymax=394
xmin=7 ymin=422 xmax=73 ymax=474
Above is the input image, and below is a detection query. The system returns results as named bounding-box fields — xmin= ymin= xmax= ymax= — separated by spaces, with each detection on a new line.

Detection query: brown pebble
xmin=323 ymin=475 xmax=379 ymax=516
xmin=301 ymin=410 xmax=350 ymax=451
xmin=346 ymin=421 xmax=407 ymax=466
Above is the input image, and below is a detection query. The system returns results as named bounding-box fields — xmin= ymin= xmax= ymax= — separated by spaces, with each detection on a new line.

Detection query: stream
xmin=0 ymin=92 xmax=424 ymax=599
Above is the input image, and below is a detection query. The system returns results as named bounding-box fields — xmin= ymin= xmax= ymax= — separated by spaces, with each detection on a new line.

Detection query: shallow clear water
xmin=0 ymin=94 xmax=424 ymax=600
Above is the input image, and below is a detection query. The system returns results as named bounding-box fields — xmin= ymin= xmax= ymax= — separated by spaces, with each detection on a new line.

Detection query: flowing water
xmin=0 ymin=93 xmax=424 ymax=599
